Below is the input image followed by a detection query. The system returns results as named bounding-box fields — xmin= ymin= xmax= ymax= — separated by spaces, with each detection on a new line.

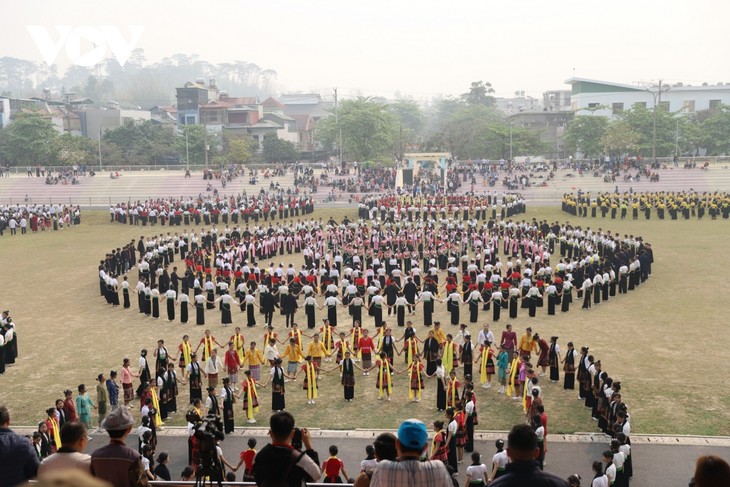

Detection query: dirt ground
xmin=0 ymin=206 xmax=728 ymax=436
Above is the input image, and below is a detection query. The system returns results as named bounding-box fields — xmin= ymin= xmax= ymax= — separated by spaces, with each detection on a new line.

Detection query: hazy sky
xmin=3 ymin=0 xmax=730 ymax=100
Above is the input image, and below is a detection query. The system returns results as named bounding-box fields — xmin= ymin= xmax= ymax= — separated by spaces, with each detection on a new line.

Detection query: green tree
xmin=389 ymin=99 xmax=424 ymax=152
xmin=0 ymin=112 xmax=57 ymax=166
xmin=486 ymin=123 xmax=547 ymax=160
xmin=226 ymin=136 xmax=255 ymax=163
xmin=600 ymin=121 xmax=640 ymax=158
xmin=564 ymin=115 xmax=609 ymax=159
xmin=437 ymin=104 xmax=502 ymax=159
xmin=700 ymin=105 xmax=730 ymax=155
xmin=103 ymin=119 xmax=182 ymax=165
xmin=621 ymin=104 xmax=677 ymax=157
xmin=316 ymin=97 xmax=396 ymax=161
xmin=262 ymin=135 xmax=298 ymax=163
xmin=460 ymin=81 xmax=496 ymax=107
xmin=52 ymin=132 xmax=96 ymax=166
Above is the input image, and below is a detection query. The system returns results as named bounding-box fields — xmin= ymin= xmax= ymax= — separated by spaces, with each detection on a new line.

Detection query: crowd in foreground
xmin=1 ymin=406 xmax=728 ymax=487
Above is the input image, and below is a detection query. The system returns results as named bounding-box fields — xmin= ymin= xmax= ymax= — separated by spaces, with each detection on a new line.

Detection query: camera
xmin=192 ymin=415 xmax=225 ymax=485
xmin=291 ymin=427 xmax=303 ymax=451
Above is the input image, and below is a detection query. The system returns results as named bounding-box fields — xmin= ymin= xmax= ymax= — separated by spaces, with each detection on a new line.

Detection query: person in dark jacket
xmin=0 ymin=405 xmax=40 ymax=487
xmin=490 ymin=424 xmax=569 ymax=487
xmin=253 ymin=411 xmax=320 ymax=487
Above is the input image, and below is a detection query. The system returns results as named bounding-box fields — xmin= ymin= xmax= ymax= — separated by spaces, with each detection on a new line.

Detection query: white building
xmin=566 ymin=77 xmax=730 ymax=118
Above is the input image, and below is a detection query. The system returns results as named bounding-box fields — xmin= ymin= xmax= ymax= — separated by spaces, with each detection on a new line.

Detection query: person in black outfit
xmin=253 ymin=411 xmax=321 ymax=486
xmin=490 ymin=424 xmax=569 ymax=487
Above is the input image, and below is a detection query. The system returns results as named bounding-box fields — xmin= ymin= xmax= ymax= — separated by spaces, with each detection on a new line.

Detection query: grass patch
xmin=0 ymin=207 xmax=728 ymax=435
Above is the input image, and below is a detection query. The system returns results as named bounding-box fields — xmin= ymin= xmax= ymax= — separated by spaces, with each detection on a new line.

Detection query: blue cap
xmin=397 ymin=419 xmax=428 ymax=450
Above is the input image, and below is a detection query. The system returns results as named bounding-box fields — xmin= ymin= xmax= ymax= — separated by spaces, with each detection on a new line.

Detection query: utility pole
xmin=98 ymin=126 xmax=102 ymax=170
xmin=647 ymin=79 xmax=669 ymax=163
xmin=334 ymin=88 xmax=343 ymax=167
xmin=675 ymin=118 xmax=679 ymax=157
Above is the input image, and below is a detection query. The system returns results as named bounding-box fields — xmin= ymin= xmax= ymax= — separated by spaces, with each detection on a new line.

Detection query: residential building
xmin=566 ymin=77 xmax=730 ymax=119
xmin=77 ymin=106 xmax=152 ymax=139
xmin=261 ymin=96 xmax=298 ymax=145
xmin=175 ymin=80 xmax=210 ymax=125
xmin=494 ymin=92 xmax=541 ymax=114
xmin=508 ymin=110 xmax=573 ymax=160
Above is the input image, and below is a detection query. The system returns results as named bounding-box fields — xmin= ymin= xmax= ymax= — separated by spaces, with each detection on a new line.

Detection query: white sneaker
xmin=312 ymin=400 xmax=315 ymax=404
xmin=485 ymin=382 xmax=492 ymax=388
xmin=387 ymin=397 xmax=391 ymax=401
xmin=247 ymin=418 xmax=256 ymax=424
xmin=482 ymin=383 xmax=489 ymax=389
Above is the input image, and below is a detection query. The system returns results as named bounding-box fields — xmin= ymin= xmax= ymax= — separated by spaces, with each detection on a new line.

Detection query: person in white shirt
xmin=465 ymin=451 xmax=489 ymax=486
xmin=591 ymin=461 xmax=609 ymax=487
xmin=204 ymin=349 xmax=224 ymax=389
xmin=602 ymin=451 xmax=616 ymax=486
xmin=489 ymin=439 xmax=508 ymax=482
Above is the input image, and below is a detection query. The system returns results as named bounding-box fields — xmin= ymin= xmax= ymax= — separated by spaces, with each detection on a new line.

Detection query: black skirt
xmin=196 ymin=303 xmax=205 ymax=325
xmin=180 ymin=303 xmax=188 ymax=323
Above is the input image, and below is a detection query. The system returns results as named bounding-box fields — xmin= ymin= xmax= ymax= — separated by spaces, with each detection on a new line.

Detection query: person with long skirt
xmin=214 ymin=292 xmax=239 ymax=326
xmin=368 ymin=351 xmax=395 ymax=401
xmin=160 ymin=363 xmax=183 ymax=417
xmin=548 ymin=336 xmax=561 ymax=383
xmin=429 ymin=358 xmax=447 ymax=411
xmin=430 ymin=420 xmax=449 ymax=462
xmin=137 ymin=279 xmax=146 ymax=314
xmin=348 ymin=295 xmax=364 ymax=328
xmin=243 ymin=292 xmax=258 ymax=327
xmin=293 ymin=355 xmax=319 ymax=405
xmin=464 ymin=391 xmax=475 ymax=453
xmin=304 ymin=294 xmax=318 ymax=329
xmin=561 ymin=280 xmax=572 ymax=312
xmin=491 ymin=289 xmax=502 ymax=321
xmin=417 ymin=287 xmax=435 ymax=326
xmin=404 ymin=354 xmax=425 ymax=402
xmin=122 ymin=276 xmax=131 ymax=308
xmin=165 ymin=286 xmax=177 ymax=321
xmin=336 ymin=350 xmax=362 ymax=401
xmin=236 ymin=369 xmax=264 ymax=424
xmin=546 ymin=282 xmax=557 ymax=315
xmin=562 ymin=342 xmax=577 ymax=390
xmin=151 ymin=285 xmax=161 ymax=319
xmin=443 ymin=290 xmax=463 ymax=326
xmin=368 ymin=294 xmax=385 ymax=328
xmin=509 ymin=287 xmax=520 ymax=318
xmin=581 ymin=278 xmax=592 ymax=309
xmin=220 ymin=377 xmax=235 ymax=433
xmin=422 ymin=330 xmax=440 ymax=376
xmin=392 ymin=292 xmax=408 ymax=327
xmin=322 ymin=294 xmax=343 ymax=327
xmin=526 ymin=285 xmax=540 ymax=318
xmin=185 ymin=353 xmax=204 ymax=402
xmin=194 ymin=293 xmax=207 ymax=325
xmin=268 ymin=358 xmax=287 ymax=411
xmin=178 ymin=292 xmax=189 ymax=323
xmin=476 ymin=340 xmax=495 ymax=390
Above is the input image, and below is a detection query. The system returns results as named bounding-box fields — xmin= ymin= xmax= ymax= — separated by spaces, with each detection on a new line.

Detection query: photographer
xmin=253 ymin=411 xmax=320 ymax=487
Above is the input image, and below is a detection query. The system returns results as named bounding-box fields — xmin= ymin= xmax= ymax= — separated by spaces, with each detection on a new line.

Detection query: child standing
xmin=321 ymin=445 xmax=349 ymax=483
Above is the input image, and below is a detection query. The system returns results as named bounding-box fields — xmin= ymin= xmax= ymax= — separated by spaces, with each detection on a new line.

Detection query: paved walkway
xmin=14 ymin=426 xmax=730 ymax=486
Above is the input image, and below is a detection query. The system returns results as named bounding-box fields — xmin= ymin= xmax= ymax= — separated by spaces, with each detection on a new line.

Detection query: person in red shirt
xmin=224 ymin=341 xmax=242 ymax=390
xmin=500 ymin=324 xmax=518 ymax=360
xmin=321 ymin=445 xmax=349 ymax=483
xmin=357 ymin=329 xmax=375 ymax=373
xmin=62 ymin=389 xmax=78 ymax=422
xmin=233 ymin=437 xmax=257 ymax=482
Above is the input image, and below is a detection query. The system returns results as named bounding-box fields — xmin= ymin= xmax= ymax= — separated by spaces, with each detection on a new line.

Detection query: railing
xmin=0 ymin=162 xmax=330 ymax=174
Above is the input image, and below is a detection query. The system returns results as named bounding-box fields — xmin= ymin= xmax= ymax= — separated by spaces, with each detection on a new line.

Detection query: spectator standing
xmin=490 ymin=424 xmax=568 ymax=487
xmin=89 ymin=406 xmax=146 ymax=487
xmin=370 ymin=419 xmax=452 ymax=487
xmin=253 ymin=411 xmax=321 ymax=487
xmin=38 ymin=422 xmax=91 ymax=475
xmin=0 ymin=405 xmax=40 ymax=487
xmin=354 ymin=433 xmax=397 ymax=487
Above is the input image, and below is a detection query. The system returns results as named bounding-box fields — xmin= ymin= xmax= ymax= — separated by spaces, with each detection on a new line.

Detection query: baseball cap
xmin=397 ymin=419 xmax=428 ymax=451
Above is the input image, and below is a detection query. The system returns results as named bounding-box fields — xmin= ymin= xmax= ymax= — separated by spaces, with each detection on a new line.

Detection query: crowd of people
xmin=0 ymin=204 xmax=81 ymax=235
xmin=562 ymin=191 xmax=730 ymax=220
xmin=108 ymin=193 xmax=315 ymax=227
xmin=358 ymin=192 xmax=526 ymax=222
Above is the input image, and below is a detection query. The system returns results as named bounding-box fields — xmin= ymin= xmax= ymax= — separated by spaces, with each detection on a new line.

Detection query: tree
xmin=700 ymin=105 xmax=730 ymax=155
xmin=460 ymin=81 xmax=496 ymax=107
xmin=52 ymin=132 xmax=96 ymax=166
xmin=564 ymin=115 xmax=609 ymax=159
xmin=226 ymin=136 xmax=255 ymax=163
xmin=103 ymin=119 xmax=181 ymax=165
xmin=621 ymin=104 xmax=678 ymax=157
xmin=262 ymin=135 xmax=298 ymax=163
xmin=0 ymin=112 xmax=57 ymax=166
xmin=600 ymin=121 xmax=640 ymax=158
xmin=316 ymin=97 xmax=396 ymax=161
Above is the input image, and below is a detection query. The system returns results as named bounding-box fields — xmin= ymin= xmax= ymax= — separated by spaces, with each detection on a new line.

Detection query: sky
xmin=3 ymin=0 xmax=730 ymax=100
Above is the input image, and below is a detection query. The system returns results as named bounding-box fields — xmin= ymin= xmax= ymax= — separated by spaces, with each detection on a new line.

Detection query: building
xmin=278 ymin=93 xmax=332 ymax=121
xmin=566 ymin=77 xmax=730 ymax=119
xmin=175 ymin=80 xmax=211 ymax=125
xmin=77 ymin=106 xmax=152 ymax=140
xmin=261 ymin=97 xmax=298 ymax=145
xmin=508 ymin=110 xmax=573 ymax=160
xmin=494 ymin=92 xmax=541 ymax=114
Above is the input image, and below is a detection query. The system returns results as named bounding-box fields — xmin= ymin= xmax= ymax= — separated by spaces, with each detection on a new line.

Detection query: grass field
xmin=0 ymin=206 xmax=728 ymax=436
